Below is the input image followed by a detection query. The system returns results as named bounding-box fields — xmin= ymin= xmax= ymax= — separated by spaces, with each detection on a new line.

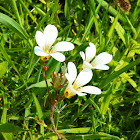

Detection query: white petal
xmin=50 ymin=52 xmax=65 ymax=62
xmin=74 ymin=68 xmax=93 ymax=89
xmin=91 ymin=52 xmax=112 ymax=65
xmin=75 ymin=91 xmax=87 ymax=96
xmin=78 ymin=86 xmax=101 ymax=95
xmin=86 ymin=42 xmax=96 ymax=62
xmin=34 ymin=46 xmax=49 ymax=56
xmin=65 ymin=62 xmax=77 ymax=84
xmin=35 ymin=31 xmax=46 ymax=48
xmin=92 ymin=64 xmax=110 ymax=70
xmin=54 ymin=41 xmax=74 ymax=52
xmin=44 ymin=24 xmax=58 ymax=49
xmin=81 ymin=61 xmax=93 ymax=70
xmin=80 ymin=51 xmax=85 ymax=61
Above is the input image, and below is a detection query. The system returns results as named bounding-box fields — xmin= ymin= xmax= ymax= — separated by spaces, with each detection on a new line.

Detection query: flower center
xmin=64 ymin=85 xmax=76 ymax=98
xmin=40 ymin=55 xmax=52 ymax=61
xmin=42 ymin=45 xmax=51 ymax=53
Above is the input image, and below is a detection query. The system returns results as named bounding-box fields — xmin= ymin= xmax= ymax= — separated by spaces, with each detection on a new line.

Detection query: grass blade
xmin=0 ymin=12 xmax=28 ymax=40
xmin=19 ymin=0 xmax=38 ymax=25
xmin=96 ymin=0 xmax=127 ymax=23
xmin=10 ymin=0 xmax=23 ymax=27
xmin=1 ymin=92 xmax=7 ymax=124
xmin=32 ymin=92 xmax=44 ymax=136
xmin=100 ymin=57 xmax=140 ymax=88
xmin=108 ymin=13 xmax=119 ymax=38
xmin=100 ymin=85 xmax=112 ymax=115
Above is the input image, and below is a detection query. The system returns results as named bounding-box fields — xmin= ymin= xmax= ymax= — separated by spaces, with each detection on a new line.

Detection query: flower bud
xmin=42 ymin=66 xmax=49 ymax=71
xmin=51 ymin=72 xmax=67 ymax=90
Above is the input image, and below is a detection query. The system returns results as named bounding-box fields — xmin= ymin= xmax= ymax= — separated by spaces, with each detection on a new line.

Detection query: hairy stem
xmin=50 ymin=91 xmax=61 ymax=139
xmin=42 ymin=61 xmax=52 ymax=105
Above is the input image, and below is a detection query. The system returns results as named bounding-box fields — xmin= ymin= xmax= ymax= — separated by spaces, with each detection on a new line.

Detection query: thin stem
xmin=24 ymin=119 xmax=33 ymax=140
xmin=57 ymin=94 xmax=65 ymax=102
xmin=42 ymin=61 xmax=52 ymax=105
xmin=50 ymin=91 xmax=61 ymax=139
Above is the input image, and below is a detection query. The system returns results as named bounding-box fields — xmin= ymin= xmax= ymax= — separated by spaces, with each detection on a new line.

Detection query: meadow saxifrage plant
xmin=80 ymin=42 xmax=113 ymax=71
xmin=32 ymin=25 xmax=112 ymax=140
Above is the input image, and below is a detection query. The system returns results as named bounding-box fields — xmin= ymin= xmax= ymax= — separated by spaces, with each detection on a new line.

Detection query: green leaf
xmin=89 ymin=98 xmax=102 ymax=115
xmin=71 ymin=58 xmax=140 ymax=122
xmin=110 ymin=16 xmax=127 ymax=45
xmin=108 ymin=13 xmax=119 ymax=38
xmin=71 ymin=95 xmax=95 ymax=123
xmin=125 ymin=15 xmax=137 ymax=36
xmin=81 ymin=17 xmax=94 ymax=42
xmin=137 ymin=0 xmax=140 ymax=5
xmin=0 ymin=39 xmax=24 ymax=83
xmin=1 ymin=133 xmax=13 ymax=140
xmin=89 ymin=0 xmax=99 ymax=34
xmin=100 ymin=85 xmax=112 ymax=115
xmin=26 ymin=0 xmax=46 ymax=17
xmin=120 ymin=73 xmax=137 ymax=89
xmin=100 ymin=57 xmax=140 ymax=88
xmin=65 ymin=134 xmax=120 ymax=140
xmin=5 ymin=48 xmax=30 ymax=52
xmin=95 ymin=0 xmax=127 ymax=23
xmin=0 ymin=6 xmax=15 ymax=18
xmin=10 ymin=0 xmax=23 ymax=27
xmin=57 ymin=127 xmax=91 ymax=134
xmin=45 ymin=59 xmax=60 ymax=79
xmin=32 ymin=92 xmax=44 ymax=136
xmin=49 ymin=0 xmax=59 ymax=23
xmin=64 ymin=0 xmax=70 ymax=21
xmin=19 ymin=0 xmax=38 ymax=25
xmin=0 ymin=12 xmax=28 ymax=40
xmin=0 ymin=123 xmax=25 ymax=133
xmin=1 ymin=92 xmax=7 ymax=124
xmin=0 ymin=61 xmax=8 ymax=78
xmin=32 ymin=93 xmax=44 ymax=121
xmin=97 ymin=132 xmax=121 ymax=140
xmin=26 ymin=79 xmax=52 ymax=90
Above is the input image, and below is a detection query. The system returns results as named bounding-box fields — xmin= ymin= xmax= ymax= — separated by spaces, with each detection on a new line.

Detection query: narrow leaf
xmin=0 ymin=123 xmax=25 ymax=133
xmin=57 ymin=127 xmax=91 ymax=134
xmin=120 ymin=73 xmax=137 ymax=89
xmin=1 ymin=133 xmax=13 ymax=140
xmin=100 ymin=57 xmax=140 ymax=88
xmin=1 ymin=92 xmax=7 ymax=124
xmin=100 ymin=85 xmax=112 ymax=115
xmin=26 ymin=79 xmax=52 ymax=90
xmin=19 ymin=0 xmax=38 ymax=25
xmin=110 ymin=16 xmax=127 ymax=45
xmin=32 ymin=92 xmax=44 ymax=135
xmin=0 ymin=61 xmax=8 ymax=78
xmin=95 ymin=0 xmax=127 ymax=23
xmin=108 ymin=13 xmax=119 ymax=38
xmin=0 ymin=13 xmax=28 ymax=40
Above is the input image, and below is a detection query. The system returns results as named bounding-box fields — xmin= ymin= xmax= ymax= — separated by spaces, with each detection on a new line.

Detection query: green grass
xmin=0 ymin=0 xmax=140 ymax=139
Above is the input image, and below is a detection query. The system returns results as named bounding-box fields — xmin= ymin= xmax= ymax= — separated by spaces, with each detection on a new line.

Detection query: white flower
xmin=64 ymin=62 xmax=101 ymax=98
xmin=80 ymin=42 xmax=113 ymax=70
xmin=34 ymin=24 xmax=74 ymax=62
